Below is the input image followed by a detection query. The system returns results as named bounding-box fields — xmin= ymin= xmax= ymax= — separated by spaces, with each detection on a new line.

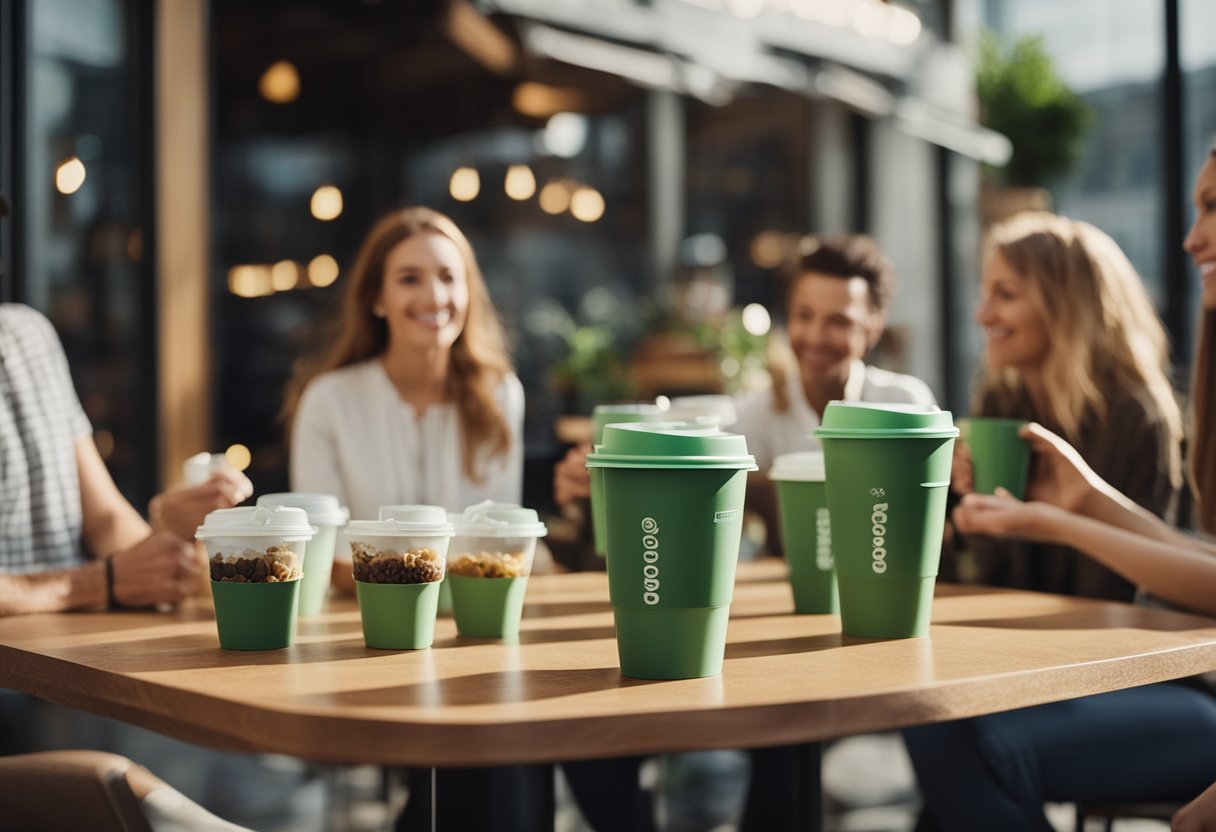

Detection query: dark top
xmin=950 ymin=387 xmax=1180 ymax=602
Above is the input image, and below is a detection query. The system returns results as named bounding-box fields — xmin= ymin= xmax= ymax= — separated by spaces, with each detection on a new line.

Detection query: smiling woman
xmin=954 ymin=212 xmax=1185 ymax=601
xmin=282 ymin=206 xmax=522 ymax=524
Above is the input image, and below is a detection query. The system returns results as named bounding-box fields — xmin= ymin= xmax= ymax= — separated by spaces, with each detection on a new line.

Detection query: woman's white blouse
xmin=290 ymin=359 xmax=524 ymax=523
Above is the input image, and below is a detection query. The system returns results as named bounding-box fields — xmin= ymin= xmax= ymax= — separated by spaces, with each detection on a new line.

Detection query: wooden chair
xmin=1074 ymin=801 xmax=1180 ymax=831
xmin=0 ymin=750 xmax=153 ymax=831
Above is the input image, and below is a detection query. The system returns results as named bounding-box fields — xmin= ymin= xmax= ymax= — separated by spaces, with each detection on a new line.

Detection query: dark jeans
xmin=905 ymin=683 xmax=1216 ymax=832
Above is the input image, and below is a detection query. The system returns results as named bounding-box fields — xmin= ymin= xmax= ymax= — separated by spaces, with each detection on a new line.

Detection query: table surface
xmin=3 ymin=560 xmax=1216 ymax=767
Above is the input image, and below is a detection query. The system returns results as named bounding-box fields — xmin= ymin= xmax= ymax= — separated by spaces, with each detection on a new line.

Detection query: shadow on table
xmin=942 ymin=610 xmax=1213 ymax=633
xmin=724 ymin=633 xmax=844 ymax=660
xmin=522 ymin=600 xmax=612 ymax=617
xmin=49 ymin=634 xmax=373 ymax=672
xmin=289 ymin=666 xmax=658 ymax=708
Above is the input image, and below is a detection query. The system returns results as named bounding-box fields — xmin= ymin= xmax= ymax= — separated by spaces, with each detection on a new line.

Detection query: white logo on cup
xmin=815 ymin=507 xmax=832 ymax=571
xmin=871 ymin=501 xmax=889 ymax=574
xmin=641 ymin=517 xmax=660 ymax=605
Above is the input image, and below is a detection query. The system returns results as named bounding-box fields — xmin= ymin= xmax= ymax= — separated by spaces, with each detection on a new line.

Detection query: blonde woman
xmin=953 ymin=212 xmax=1184 ymax=600
xmin=906 ymin=145 xmax=1216 ymax=832
xmin=285 ymin=205 xmax=521 ymax=521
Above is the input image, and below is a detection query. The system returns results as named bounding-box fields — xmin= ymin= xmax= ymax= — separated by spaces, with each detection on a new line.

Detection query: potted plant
xmin=976 ymin=31 xmax=1092 ymax=223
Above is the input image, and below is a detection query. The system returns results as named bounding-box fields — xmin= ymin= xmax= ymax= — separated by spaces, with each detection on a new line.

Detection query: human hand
xmin=1173 ymin=778 xmax=1216 ymax=832
xmin=952 ymin=488 xmax=1071 ymax=544
xmin=110 ymin=531 xmax=201 ymax=608
xmin=1021 ymin=423 xmax=1103 ymax=514
xmin=150 ymin=470 xmax=253 ymax=541
xmin=951 ymin=437 xmax=973 ymax=495
xmin=554 ymin=444 xmax=592 ymax=507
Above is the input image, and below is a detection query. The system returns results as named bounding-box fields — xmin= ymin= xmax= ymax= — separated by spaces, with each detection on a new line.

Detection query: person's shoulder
xmin=495 ymin=372 xmax=525 ymax=415
xmin=0 ymin=303 xmax=56 ymax=339
xmin=307 ymin=360 xmax=379 ymax=396
xmin=862 ymin=365 xmax=937 ymax=405
xmin=298 ymin=361 xmax=380 ymax=417
xmin=734 ymin=386 xmax=778 ymax=421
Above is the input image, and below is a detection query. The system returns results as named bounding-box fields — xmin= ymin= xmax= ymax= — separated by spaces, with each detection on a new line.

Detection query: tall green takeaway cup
xmin=447 ymin=501 xmax=548 ymax=638
xmin=257 ymin=492 xmax=349 ymax=616
xmin=966 ymin=417 xmax=1031 ymax=499
xmin=814 ymin=402 xmax=958 ymax=639
xmin=196 ymin=506 xmax=314 ymax=650
xmin=769 ymin=451 xmax=837 ymax=614
xmin=590 ymin=403 xmax=668 ymax=558
xmin=586 ymin=422 xmax=756 ymax=679
xmin=346 ymin=506 xmax=454 ymax=650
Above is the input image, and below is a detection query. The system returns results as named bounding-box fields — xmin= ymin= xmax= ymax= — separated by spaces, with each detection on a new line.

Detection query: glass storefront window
xmin=19 ymin=0 xmax=155 ymax=504
xmin=983 ymin=0 xmax=1166 ymax=304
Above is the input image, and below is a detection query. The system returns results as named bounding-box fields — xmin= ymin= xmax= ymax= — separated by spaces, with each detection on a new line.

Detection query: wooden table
xmin=3 ymin=559 xmax=1216 ymax=769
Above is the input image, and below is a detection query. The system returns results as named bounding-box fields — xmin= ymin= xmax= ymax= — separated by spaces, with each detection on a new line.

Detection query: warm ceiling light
xmin=310 ymin=185 xmax=343 ymax=221
xmin=225 ymin=444 xmax=252 ymax=472
xmin=227 ymin=265 xmax=272 ymax=298
xmin=271 ymin=260 xmax=299 ymax=291
xmin=55 ymin=156 xmax=86 ymax=194
xmin=750 ymin=231 xmax=785 ymax=269
xmin=259 ymin=60 xmax=300 ymax=104
xmin=569 ymin=186 xmax=605 ymax=222
xmin=504 ymin=165 xmax=536 ymax=200
xmin=538 ymin=180 xmax=571 ymax=215
xmin=308 ymin=254 xmax=339 ymax=287
xmin=449 ymin=167 xmax=480 ymax=202
xmin=512 ymin=82 xmax=587 ymax=118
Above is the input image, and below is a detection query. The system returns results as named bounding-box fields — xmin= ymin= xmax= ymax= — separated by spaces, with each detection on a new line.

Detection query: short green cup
xmin=771 ymin=451 xmax=837 ymax=614
xmin=256 ymin=493 xmax=350 ymax=617
xmin=197 ymin=506 xmax=315 ymax=650
xmin=590 ymin=403 xmax=668 ymax=558
xmin=815 ymin=403 xmax=958 ymax=639
xmin=348 ymin=508 xmax=455 ymax=650
xmin=446 ymin=502 xmax=548 ymax=638
xmin=449 ymin=576 xmax=530 ymax=638
xmin=967 ymin=417 xmax=1031 ymax=499
xmin=210 ymin=580 xmax=301 ymax=650
xmin=356 ymin=581 xmax=442 ymax=649
xmin=587 ymin=422 xmax=756 ymax=679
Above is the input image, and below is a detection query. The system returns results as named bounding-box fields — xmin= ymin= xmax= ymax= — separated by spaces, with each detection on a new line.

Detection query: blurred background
xmin=1 ymin=0 xmax=1213 ymax=518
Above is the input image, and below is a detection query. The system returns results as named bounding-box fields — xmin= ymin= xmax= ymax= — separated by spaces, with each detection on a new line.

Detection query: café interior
xmin=2 ymin=0 xmax=1216 ymax=830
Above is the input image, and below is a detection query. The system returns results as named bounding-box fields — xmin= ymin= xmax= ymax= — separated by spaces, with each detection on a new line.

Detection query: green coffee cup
xmin=196 ymin=506 xmax=314 ymax=650
xmin=347 ymin=508 xmax=455 ymax=650
xmin=257 ymin=493 xmax=350 ymax=617
xmin=770 ymin=451 xmax=837 ymax=614
xmin=449 ymin=576 xmax=530 ymax=638
xmin=356 ymin=581 xmax=442 ymax=649
xmin=967 ymin=417 xmax=1031 ymax=499
xmin=209 ymin=581 xmax=300 ymax=649
xmin=814 ymin=403 xmax=958 ymax=639
xmin=587 ymin=422 xmax=756 ymax=679
xmin=590 ymin=403 xmax=668 ymax=558
xmin=446 ymin=502 xmax=548 ymax=638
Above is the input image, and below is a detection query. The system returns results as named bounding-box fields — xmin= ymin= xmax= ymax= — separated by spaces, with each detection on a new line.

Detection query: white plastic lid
xmin=769 ymin=450 xmax=826 ymax=482
xmin=349 ymin=506 xmax=454 ymax=536
xmin=663 ymin=395 xmax=738 ymax=427
xmin=450 ymin=500 xmax=548 ymax=538
xmin=196 ymin=506 xmax=315 ymax=540
xmin=378 ymin=504 xmax=449 ymax=524
xmin=257 ymin=492 xmax=349 ymax=526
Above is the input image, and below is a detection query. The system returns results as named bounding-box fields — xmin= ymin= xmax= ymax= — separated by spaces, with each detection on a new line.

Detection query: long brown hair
xmin=976 ymin=212 xmax=1184 ymax=489
xmin=283 ymin=206 xmax=513 ymax=481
